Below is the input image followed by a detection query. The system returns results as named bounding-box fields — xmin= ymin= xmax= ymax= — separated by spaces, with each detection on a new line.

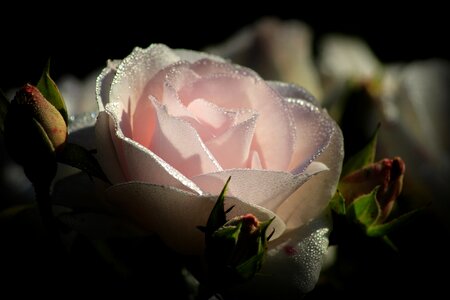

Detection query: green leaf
xmin=0 ymin=203 xmax=35 ymax=221
xmin=330 ymin=191 xmax=347 ymax=215
xmin=347 ymin=187 xmax=381 ymax=227
xmin=382 ymin=235 xmax=399 ymax=252
xmin=366 ymin=207 xmax=424 ymax=237
xmin=341 ymin=124 xmax=379 ymax=177
xmin=206 ymin=177 xmax=231 ymax=235
xmin=0 ymin=89 xmax=9 ymax=134
xmin=36 ymin=59 xmax=68 ymax=125
xmin=57 ymin=143 xmax=110 ymax=183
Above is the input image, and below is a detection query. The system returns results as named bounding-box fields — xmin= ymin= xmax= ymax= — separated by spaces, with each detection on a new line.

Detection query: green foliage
xmin=341 ymin=124 xmax=379 ymax=177
xmin=347 ymin=187 xmax=381 ymax=227
xmin=37 ymin=60 xmax=68 ymax=125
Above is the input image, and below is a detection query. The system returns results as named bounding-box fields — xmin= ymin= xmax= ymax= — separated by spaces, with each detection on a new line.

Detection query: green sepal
xmin=0 ymin=203 xmax=35 ymax=221
xmin=259 ymin=217 xmax=275 ymax=244
xmin=36 ymin=59 xmax=68 ymax=125
xmin=366 ymin=208 xmax=424 ymax=237
xmin=57 ymin=142 xmax=110 ymax=183
xmin=213 ymin=223 xmax=241 ymax=241
xmin=0 ymin=89 xmax=9 ymax=134
xmin=330 ymin=190 xmax=347 ymax=215
xmin=341 ymin=124 xmax=379 ymax=177
xmin=205 ymin=177 xmax=231 ymax=235
xmin=347 ymin=187 xmax=381 ymax=227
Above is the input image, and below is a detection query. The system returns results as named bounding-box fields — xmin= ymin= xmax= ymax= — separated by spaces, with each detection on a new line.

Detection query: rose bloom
xmin=92 ymin=44 xmax=343 ymax=296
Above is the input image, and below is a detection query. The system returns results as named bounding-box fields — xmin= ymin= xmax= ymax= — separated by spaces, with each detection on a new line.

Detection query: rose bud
xmin=4 ymin=84 xmax=67 ymax=184
xmin=206 ymin=213 xmax=274 ymax=288
xmin=339 ymin=157 xmax=405 ymax=221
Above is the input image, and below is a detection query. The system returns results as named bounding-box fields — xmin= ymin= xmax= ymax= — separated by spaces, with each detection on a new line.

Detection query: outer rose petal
xmin=96 ymin=59 xmax=120 ymax=111
xmin=104 ymin=182 xmax=285 ymax=254
xmin=174 ymin=49 xmax=226 ymax=63
xmin=267 ymin=81 xmax=319 ymax=106
xmin=191 ymin=162 xmax=328 ymax=212
xmin=287 ymin=99 xmax=337 ymax=174
xmin=228 ymin=214 xmax=331 ymax=298
xmin=109 ymin=44 xmax=181 ymax=133
xmin=277 ymin=113 xmax=344 ymax=229
xmin=95 ymin=112 xmax=126 ymax=183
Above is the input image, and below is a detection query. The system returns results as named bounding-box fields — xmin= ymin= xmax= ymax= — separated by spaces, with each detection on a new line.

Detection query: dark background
xmin=0 ymin=4 xmax=448 ymax=91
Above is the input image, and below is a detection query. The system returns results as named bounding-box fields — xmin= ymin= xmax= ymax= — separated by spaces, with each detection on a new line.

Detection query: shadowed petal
xmin=228 ymin=214 xmax=331 ymax=298
xmin=105 ymin=182 xmax=286 ymax=254
xmin=192 ymin=162 xmax=327 ymax=213
xmin=277 ymin=114 xmax=343 ymax=229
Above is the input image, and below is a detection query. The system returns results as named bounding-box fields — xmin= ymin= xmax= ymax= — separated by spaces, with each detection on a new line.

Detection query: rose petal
xmin=277 ymin=115 xmax=344 ymax=229
xmin=109 ymin=44 xmax=181 ymax=132
xmin=144 ymin=61 xmax=198 ymax=117
xmin=228 ymin=214 xmax=331 ymax=298
xmin=104 ymin=102 xmax=203 ymax=194
xmin=96 ymin=59 xmax=120 ymax=111
xmin=131 ymin=62 xmax=199 ymax=147
xmin=105 ymin=182 xmax=285 ymax=254
xmin=129 ymin=93 xmax=157 ymax=149
xmin=187 ymin=98 xmax=236 ymax=141
xmin=287 ymin=99 xmax=336 ymax=174
xmin=149 ymin=97 xmax=222 ymax=177
xmin=190 ymin=58 xmax=259 ymax=78
xmin=162 ymin=66 xmax=217 ymax=140
xmin=53 ymin=173 xmax=146 ymax=239
xmin=251 ymin=151 xmax=263 ymax=169
xmin=174 ymin=49 xmax=226 ymax=64
xmin=267 ymin=81 xmax=318 ymax=105
xmin=95 ymin=111 xmax=126 ymax=183
xmin=205 ymin=113 xmax=257 ymax=169
xmin=179 ymin=71 xmax=294 ymax=170
xmin=191 ymin=162 xmax=327 ymax=212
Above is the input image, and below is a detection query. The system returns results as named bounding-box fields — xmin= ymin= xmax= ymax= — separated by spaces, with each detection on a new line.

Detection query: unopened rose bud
xmin=16 ymin=84 xmax=67 ymax=150
xmin=340 ymin=157 xmax=405 ymax=221
xmin=206 ymin=213 xmax=273 ymax=286
xmin=4 ymin=84 xmax=67 ymax=185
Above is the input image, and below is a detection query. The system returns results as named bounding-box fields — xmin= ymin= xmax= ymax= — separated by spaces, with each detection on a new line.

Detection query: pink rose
xmin=95 ymin=44 xmax=343 ymax=295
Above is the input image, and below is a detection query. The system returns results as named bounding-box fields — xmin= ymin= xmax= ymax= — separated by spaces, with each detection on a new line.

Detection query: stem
xmin=34 ymin=182 xmax=65 ymax=255
xmin=197 ymin=283 xmax=224 ymax=300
